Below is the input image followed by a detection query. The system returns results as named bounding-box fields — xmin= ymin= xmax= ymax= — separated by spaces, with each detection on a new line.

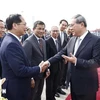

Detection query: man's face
xmin=16 ymin=16 xmax=27 ymax=36
xmin=33 ymin=24 xmax=45 ymax=38
xmin=50 ymin=26 xmax=59 ymax=39
xmin=0 ymin=21 xmax=5 ymax=37
xmin=27 ymin=28 xmax=32 ymax=34
xmin=69 ymin=19 xmax=82 ymax=36
xmin=59 ymin=21 xmax=68 ymax=31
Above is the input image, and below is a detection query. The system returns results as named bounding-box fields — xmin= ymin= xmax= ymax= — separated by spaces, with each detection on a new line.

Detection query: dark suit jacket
xmin=23 ymin=34 xmax=47 ymax=78
xmin=48 ymin=31 xmax=100 ymax=95
xmin=0 ymin=33 xmax=40 ymax=100
xmin=46 ymin=37 xmax=60 ymax=75
xmin=21 ymin=33 xmax=32 ymax=43
xmin=0 ymin=38 xmax=3 ymax=78
xmin=21 ymin=33 xmax=28 ymax=43
xmin=58 ymin=32 xmax=68 ymax=49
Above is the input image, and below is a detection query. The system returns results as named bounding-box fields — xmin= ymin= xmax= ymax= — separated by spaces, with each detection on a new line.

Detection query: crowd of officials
xmin=0 ymin=14 xmax=100 ymax=100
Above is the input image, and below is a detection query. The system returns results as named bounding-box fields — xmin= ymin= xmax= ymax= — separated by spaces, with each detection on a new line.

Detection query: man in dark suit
xmin=21 ymin=28 xmax=32 ymax=43
xmin=46 ymin=26 xmax=61 ymax=100
xmin=66 ymin=26 xmax=73 ymax=41
xmin=0 ymin=14 xmax=47 ymax=100
xmin=0 ymin=20 xmax=5 ymax=78
xmin=57 ymin=19 xmax=69 ymax=94
xmin=43 ymin=14 xmax=100 ymax=100
xmin=23 ymin=21 xmax=50 ymax=100
xmin=0 ymin=20 xmax=5 ymax=45
xmin=42 ymin=29 xmax=51 ymax=40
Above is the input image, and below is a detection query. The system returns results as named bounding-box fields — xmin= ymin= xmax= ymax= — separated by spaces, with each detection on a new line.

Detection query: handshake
xmin=39 ymin=61 xmax=50 ymax=73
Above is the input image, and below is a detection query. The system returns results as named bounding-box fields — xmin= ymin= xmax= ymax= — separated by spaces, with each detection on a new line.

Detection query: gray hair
xmin=72 ymin=14 xmax=87 ymax=27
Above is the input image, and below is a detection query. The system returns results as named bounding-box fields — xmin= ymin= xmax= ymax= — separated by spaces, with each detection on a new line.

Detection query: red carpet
xmin=65 ymin=94 xmax=71 ymax=100
xmin=96 ymin=68 xmax=100 ymax=100
xmin=65 ymin=68 xmax=100 ymax=100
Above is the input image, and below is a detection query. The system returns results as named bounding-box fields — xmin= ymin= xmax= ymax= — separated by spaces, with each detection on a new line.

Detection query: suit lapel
xmin=75 ymin=32 xmax=91 ymax=57
xmin=64 ymin=32 xmax=68 ymax=42
xmin=67 ymin=37 xmax=77 ymax=56
xmin=58 ymin=35 xmax=61 ymax=47
xmin=33 ymin=35 xmax=46 ymax=55
xmin=42 ymin=40 xmax=46 ymax=57
xmin=8 ymin=33 xmax=30 ymax=65
xmin=51 ymin=38 xmax=57 ymax=52
xmin=32 ymin=35 xmax=44 ymax=54
xmin=70 ymin=37 xmax=76 ymax=55
xmin=8 ymin=33 xmax=21 ymax=46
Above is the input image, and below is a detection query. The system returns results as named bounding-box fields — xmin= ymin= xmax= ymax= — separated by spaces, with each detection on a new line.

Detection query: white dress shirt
xmin=74 ymin=31 xmax=88 ymax=55
xmin=60 ymin=32 xmax=64 ymax=45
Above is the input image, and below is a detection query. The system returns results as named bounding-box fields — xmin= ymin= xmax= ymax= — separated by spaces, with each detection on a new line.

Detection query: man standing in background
xmin=21 ymin=27 xmax=32 ymax=43
xmin=23 ymin=21 xmax=50 ymax=100
xmin=0 ymin=20 xmax=5 ymax=45
xmin=57 ymin=19 xmax=69 ymax=95
xmin=0 ymin=19 xmax=5 ymax=78
xmin=46 ymin=26 xmax=60 ymax=100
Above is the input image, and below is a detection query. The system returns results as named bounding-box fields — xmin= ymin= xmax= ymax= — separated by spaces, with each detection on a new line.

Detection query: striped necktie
xmin=38 ymin=38 xmax=43 ymax=51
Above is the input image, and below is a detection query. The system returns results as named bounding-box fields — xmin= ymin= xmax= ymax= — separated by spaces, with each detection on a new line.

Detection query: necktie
xmin=55 ymin=39 xmax=58 ymax=51
xmin=74 ymin=37 xmax=81 ymax=55
xmin=38 ymin=38 xmax=43 ymax=51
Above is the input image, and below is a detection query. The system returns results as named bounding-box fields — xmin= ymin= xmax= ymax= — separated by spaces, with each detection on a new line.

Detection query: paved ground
xmin=41 ymin=80 xmax=70 ymax=100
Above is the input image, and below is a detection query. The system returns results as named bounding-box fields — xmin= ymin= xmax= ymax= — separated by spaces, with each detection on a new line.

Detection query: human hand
xmin=62 ymin=53 xmax=77 ymax=64
xmin=63 ymin=59 xmax=68 ymax=64
xmin=39 ymin=61 xmax=49 ymax=73
xmin=31 ymin=78 xmax=35 ymax=88
xmin=43 ymin=61 xmax=50 ymax=67
xmin=45 ymin=69 xmax=50 ymax=79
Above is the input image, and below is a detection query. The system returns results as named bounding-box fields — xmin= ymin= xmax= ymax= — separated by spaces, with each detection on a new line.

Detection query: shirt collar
xmin=79 ymin=30 xmax=88 ymax=40
xmin=34 ymin=34 xmax=40 ymax=40
xmin=8 ymin=31 xmax=20 ymax=42
xmin=34 ymin=34 xmax=43 ymax=42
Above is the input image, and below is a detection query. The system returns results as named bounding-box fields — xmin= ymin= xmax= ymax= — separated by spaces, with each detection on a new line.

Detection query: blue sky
xmin=1 ymin=0 xmax=100 ymax=30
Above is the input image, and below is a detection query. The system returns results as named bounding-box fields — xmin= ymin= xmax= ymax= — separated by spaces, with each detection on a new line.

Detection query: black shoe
xmin=55 ymin=93 xmax=60 ymax=97
xmin=57 ymin=89 xmax=66 ymax=95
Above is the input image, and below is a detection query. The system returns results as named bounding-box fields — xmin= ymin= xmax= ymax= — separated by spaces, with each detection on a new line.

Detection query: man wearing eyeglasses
xmin=42 ymin=14 xmax=100 ymax=100
xmin=46 ymin=26 xmax=61 ymax=100
xmin=0 ymin=14 xmax=48 ymax=100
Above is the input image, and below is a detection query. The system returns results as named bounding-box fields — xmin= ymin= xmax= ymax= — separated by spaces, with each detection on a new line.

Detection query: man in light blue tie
xmin=43 ymin=14 xmax=100 ymax=100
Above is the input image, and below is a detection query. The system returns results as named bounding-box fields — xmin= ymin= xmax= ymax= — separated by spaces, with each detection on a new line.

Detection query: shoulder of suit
xmin=45 ymin=37 xmax=53 ymax=45
xmin=23 ymin=34 xmax=35 ymax=44
xmin=88 ymin=31 xmax=100 ymax=39
xmin=27 ymin=34 xmax=35 ymax=40
xmin=46 ymin=37 xmax=52 ymax=41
